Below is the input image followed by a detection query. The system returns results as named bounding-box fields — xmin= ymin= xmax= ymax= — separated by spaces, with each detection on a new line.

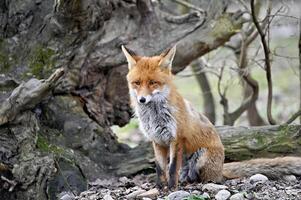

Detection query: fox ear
xmin=159 ymin=45 xmax=176 ymax=69
xmin=121 ymin=45 xmax=137 ymax=70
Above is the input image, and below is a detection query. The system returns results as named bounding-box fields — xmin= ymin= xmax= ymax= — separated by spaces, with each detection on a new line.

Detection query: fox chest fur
xmin=135 ymin=100 xmax=177 ymax=146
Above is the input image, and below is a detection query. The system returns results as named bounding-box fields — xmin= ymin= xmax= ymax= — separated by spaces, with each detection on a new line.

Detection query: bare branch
xmin=222 ymin=32 xmax=259 ymax=125
xmin=191 ymin=61 xmax=216 ymax=124
xmin=285 ymin=109 xmax=301 ymax=125
xmin=250 ymin=0 xmax=277 ymax=125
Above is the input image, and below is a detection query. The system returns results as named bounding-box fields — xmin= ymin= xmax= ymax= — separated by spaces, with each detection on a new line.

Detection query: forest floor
xmin=67 ymin=173 xmax=301 ymax=200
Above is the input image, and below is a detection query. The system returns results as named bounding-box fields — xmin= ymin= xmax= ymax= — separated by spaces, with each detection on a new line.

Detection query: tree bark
xmin=243 ymin=82 xmax=266 ymax=126
xmin=191 ymin=62 xmax=216 ymax=124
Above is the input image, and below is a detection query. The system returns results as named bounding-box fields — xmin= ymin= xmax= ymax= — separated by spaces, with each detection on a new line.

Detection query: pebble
xmin=119 ymin=176 xmax=129 ymax=184
xmin=202 ymin=183 xmax=228 ymax=193
xmin=168 ymin=190 xmax=190 ymax=200
xmin=249 ymin=174 xmax=268 ymax=183
xmin=215 ymin=189 xmax=231 ymax=200
xmin=137 ymin=188 xmax=159 ymax=199
xmin=103 ymin=194 xmax=114 ymax=200
xmin=59 ymin=193 xmax=75 ymax=200
xmin=202 ymin=192 xmax=210 ymax=199
xmin=230 ymin=193 xmax=246 ymax=200
xmin=142 ymin=198 xmax=152 ymax=200
xmin=283 ymin=175 xmax=297 ymax=182
xmin=126 ymin=189 xmax=146 ymax=199
xmin=191 ymin=190 xmax=201 ymax=195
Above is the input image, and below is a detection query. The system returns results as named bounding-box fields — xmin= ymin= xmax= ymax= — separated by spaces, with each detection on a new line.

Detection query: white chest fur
xmin=136 ymin=101 xmax=177 ymax=146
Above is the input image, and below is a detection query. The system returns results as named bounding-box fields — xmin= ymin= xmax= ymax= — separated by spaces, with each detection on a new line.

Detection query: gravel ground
xmin=59 ymin=174 xmax=301 ymax=200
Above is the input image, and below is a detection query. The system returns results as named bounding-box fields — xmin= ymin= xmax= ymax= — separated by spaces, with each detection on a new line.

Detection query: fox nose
xmin=139 ymin=97 xmax=146 ymax=103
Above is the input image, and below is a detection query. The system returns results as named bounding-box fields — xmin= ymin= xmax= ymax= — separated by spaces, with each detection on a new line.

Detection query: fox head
xmin=121 ymin=45 xmax=176 ymax=105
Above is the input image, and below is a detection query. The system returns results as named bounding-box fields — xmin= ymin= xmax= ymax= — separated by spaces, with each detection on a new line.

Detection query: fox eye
xmin=133 ymin=81 xmax=141 ymax=86
xmin=149 ymin=80 xmax=158 ymax=85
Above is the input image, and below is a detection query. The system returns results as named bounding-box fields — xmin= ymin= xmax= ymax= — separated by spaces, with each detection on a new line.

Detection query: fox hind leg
xmin=180 ymin=148 xmax=205 ymax=183
xmin=180 ymin=148 xmax=224 ymax=183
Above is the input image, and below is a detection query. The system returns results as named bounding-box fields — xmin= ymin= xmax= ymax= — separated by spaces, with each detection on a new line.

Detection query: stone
xmin=59 ymin=193 xmax=75 ymax=200
xmin=126 ymin=189 xmax=146 ymax=199
xmin=168 ymin=190 xmax=190 ymax=200
xmin=283 ymin=175 xmax=297 ymax=182
xmin=230 ymin=193 xmax=246 ymax=200
xmin=103 ymin=194 xmax=114 ymax=200
xmin=202 ymin=183 xmax=228 ymax=193
xmin=249 ymin=174 xmax=268 ymax=183
xmin=191 ymin=190 xmax=201 ymax=195
xmin=215 ymin=190 xmax=231 ymax=200
xmin=137 ymin=188 xmax=159 ymax=199
xmin=119 ymin=176 xmax=129 ymax=184
xmin=202 ymin=192 xmax=210 ymax=199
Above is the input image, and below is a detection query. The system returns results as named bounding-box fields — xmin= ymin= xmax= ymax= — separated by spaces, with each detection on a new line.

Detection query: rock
xmin=167 ymin=190 xmax=190 ymax=200
xmin=137 ymin=188 xmax=159 ymax=199
xmin=126 ymin=189 xmax=146 ymax=199
xmin=191 ymin=190 xmax=201 ymax=195
xmin=59 ymin=193 xmax=75 ymax=200
xmin=215 ymin=190 xmax=231 ymax=200
xmin=230 ymin=193 xmax=246 ymax=200
xmin=202 ymin=192 xmax=210 ymax=199
xmin=283 ymin=175 xmax=297 ymax=182
xmin=244 ymin=193 xmax=254 ymax=199
xmin=103 ymin=194 xmax=114 ymax=200
xmin=119 ymin=176 xmax=129 ymax=184
xmin=249 ymin=174 xmax=268 ymax=183
xmin=202 ymin=183 xmax=228 ymax=193
xmin=142 ymin=198 xmax=152 ymax=200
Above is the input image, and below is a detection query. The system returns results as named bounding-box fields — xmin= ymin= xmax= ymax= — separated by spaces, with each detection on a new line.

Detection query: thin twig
xmin=250 ymin=0 xmax=276 ymax=125
xmin=284 ymin=109 xmax=301 ymax=125
xmin=1 ymin=175 xmax=17 ymax=192
xmin=224 ymin=32 xmax=259 ymax=125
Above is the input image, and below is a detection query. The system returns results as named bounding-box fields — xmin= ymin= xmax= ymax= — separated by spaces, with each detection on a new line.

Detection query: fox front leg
xmin=168 ymin=141 xmax=183 ymax=190
xmin=153 ymin=142 xmax=168 ymax=189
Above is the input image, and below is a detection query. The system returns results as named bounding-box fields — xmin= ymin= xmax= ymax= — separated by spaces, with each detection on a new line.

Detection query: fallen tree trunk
xmin=117 ymin=125 xmax=301 ymax=176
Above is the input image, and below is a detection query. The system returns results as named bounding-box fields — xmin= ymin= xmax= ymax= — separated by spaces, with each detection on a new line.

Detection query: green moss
xmin=245 ymin=132 xmax=269 ymax=151
xmin=265 ymin=125 xmax=299 ymax=153
xmin=28 ymin=45 xmax=56 ymax=79
xmin=0 ymin=39 xmax=13 ymax=73
xmin=37 ymin=135 xmax=65 ymax=155
xmin=267 ymin=143 xmax=295 ymax=153
xmin=0 ymin=52 xmax=10 ymax=72
xmin=225 ymin=148 xmax=254 ymax=161
xmin=211 ymin=14 xmax=241 ymax=38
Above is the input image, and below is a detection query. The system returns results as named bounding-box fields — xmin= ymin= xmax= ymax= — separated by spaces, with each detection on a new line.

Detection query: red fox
xmin=121 ymin=44 xmax=301 ymax=190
